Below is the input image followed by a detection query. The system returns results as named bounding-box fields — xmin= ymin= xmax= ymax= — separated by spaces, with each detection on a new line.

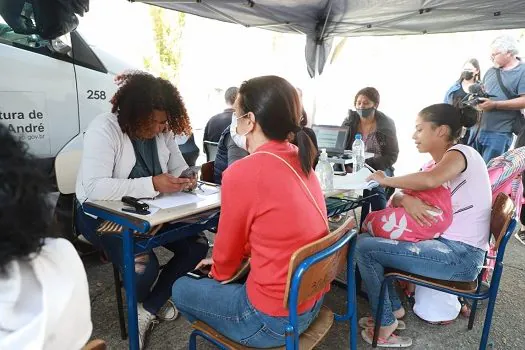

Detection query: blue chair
xmin=188 ymin=216 xmax=359 ymax=350
xmin=371 ymin=192 xmax=516 ymax=350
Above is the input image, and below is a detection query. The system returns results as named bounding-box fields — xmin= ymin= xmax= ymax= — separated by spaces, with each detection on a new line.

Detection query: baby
xmin=362 ymin=163 xmax=453 ymax=242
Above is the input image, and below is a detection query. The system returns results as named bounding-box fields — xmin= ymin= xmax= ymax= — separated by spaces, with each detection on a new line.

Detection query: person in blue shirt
xmin=443 ymin=58 xmax=481 ymax=145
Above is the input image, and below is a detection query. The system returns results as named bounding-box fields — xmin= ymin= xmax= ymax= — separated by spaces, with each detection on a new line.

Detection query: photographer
xmin=473 ymin=35 xmax=525 ymax=163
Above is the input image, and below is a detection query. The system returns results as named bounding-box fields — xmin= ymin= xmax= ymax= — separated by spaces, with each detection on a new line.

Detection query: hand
xmin=477 ymin=98 xmax=497 ymax=112
xmin=195 ymin=258 xmax=214 ymax=278
xmin=188 ymin=176 xmax=197 ymax=190
xmin=195 ymin=258 xmax=213 ymax=270
xmin=400 ymin=195 xmax=439 ymax=227
xmin=367 ymin=170 xmax=386 ymax=185
xmin=152 ymin=173 xmax=192 ymax=193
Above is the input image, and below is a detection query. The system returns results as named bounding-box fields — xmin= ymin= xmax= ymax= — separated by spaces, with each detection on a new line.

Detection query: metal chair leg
xmin=113 ymin=264 xmax=127 ymax=340
xmin=372 ymin=279 xmax=389 ymax=348
xmin=468 ymin=275 xmax=484 ymax=330
xmin=468 ymin=299 xmax=479 ymax=330
xmin=188 ymin=331 xmax=198 ymax=350
xmin=479 ymin=268 xmax=503 ymax=350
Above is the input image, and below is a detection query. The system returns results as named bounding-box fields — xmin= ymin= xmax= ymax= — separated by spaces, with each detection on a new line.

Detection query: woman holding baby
xmin=356 ymin=103 xmax=489 ymax=347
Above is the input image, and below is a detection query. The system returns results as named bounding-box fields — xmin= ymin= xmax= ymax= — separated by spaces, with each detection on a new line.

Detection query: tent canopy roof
xmin=135 ymin=1 xmax=525 ymax=76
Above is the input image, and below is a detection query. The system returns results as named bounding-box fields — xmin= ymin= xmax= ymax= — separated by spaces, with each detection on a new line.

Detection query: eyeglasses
xmin=232 ymin=112 xmax=249 ymax=120
xmin=491 ymin=51 xmax=504 ymax=59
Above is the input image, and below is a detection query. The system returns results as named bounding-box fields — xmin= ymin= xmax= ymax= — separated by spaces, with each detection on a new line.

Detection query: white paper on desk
xmin=195 ymin=184 xmax=220 ymax=196
xmin=333 ymin=168 xmax=379 ymax=190
xmin=143 ymin=192 xmax=204 ymax=209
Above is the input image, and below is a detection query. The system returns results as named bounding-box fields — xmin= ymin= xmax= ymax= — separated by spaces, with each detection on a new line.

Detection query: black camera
xmin=462 ymin=83 xmax=495 ymax=107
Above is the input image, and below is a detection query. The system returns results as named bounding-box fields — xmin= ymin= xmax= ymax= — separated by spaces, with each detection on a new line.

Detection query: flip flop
xmin=459 ymin=297 xmax=471 ymax=318
xmin=361 ymin=327 xmax=412 ymax=348
xmin=359 ymin=316 xmax=406 ymax=330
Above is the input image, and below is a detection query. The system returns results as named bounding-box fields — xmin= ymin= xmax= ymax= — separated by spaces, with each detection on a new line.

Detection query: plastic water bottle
xmin=352 ymin=133 xmax=366 ymax=172
xmin=315 ymin=148 xmax=334 ymax=191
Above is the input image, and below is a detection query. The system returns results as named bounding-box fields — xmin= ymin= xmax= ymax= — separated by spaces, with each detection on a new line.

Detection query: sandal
xmin=459 ymin=297 xmax=471 ymax=318
xmin=359 ymin=316 xmax=406 ymax=330
xmin=361 ymin=327 xmax=412 ymax=348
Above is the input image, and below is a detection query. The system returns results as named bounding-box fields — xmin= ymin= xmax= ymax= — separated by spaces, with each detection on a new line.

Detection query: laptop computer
xmin=311 ymin=124 xmax=350 ymax=157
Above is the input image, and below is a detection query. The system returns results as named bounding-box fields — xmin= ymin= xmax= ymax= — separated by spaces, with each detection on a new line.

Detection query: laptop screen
xmin=311 ymin=125 xmax=349 ymax=154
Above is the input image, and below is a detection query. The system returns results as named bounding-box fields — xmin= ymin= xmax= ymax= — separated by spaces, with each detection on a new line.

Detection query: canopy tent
xmin=133 ymin=0 xmax=525 ymax=77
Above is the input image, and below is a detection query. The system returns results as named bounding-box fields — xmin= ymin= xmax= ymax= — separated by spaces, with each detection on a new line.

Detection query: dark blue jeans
xmin=471 ymin=130 xmax=513 ymax=163
xmin=172 ymin=277 xmax=324 ymax=348
xmin=360 ymin=168 xmax=393 ymax=226
xmin=75 ymin=203 xmax=208 ymax=314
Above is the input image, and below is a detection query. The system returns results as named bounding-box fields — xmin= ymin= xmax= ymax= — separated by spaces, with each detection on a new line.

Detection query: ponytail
xmin=458 ymin=104 xmax=479 ymax=128
xmin=295 ymin=128 xmax=316 ymax=175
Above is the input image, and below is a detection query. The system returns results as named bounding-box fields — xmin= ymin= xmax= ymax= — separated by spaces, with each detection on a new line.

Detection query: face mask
xmin=462 ymin=71 xmax=474 ymax=80
xmin=356 ymin=107 xmax=375 ymax=119
xmin=230 ymin=112 xmax=249 ymax=150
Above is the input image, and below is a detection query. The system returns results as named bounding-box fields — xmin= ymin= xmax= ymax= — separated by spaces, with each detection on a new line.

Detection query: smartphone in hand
xmin=186 ymin=266 xmax=211 ymax=279
xmin=180 ymin=166 xmax=199 ymax=179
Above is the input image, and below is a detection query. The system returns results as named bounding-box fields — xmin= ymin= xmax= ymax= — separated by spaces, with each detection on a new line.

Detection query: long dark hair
xmin=419 ymin=103 xmax=478 ymax=142
xmin=0 ymin=124 xmax=56 ymax=275
xmin=457 ymin=58 xmax=481 ymax=83
xmin=237 ymin=75 xmax=315 ymax=174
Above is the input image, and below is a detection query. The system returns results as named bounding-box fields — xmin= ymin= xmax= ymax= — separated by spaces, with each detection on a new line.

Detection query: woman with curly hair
xmin=0 ymin=123 xmax=92 ymax=348
xmin=75 ymin=71 xmax=208 ymax=348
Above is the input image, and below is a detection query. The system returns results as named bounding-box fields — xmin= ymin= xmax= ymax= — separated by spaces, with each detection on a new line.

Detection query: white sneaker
xmin=157 ymin=299 xmax=179 ymax=321
xmin=137 ymin=303 xmax=157 ymax=349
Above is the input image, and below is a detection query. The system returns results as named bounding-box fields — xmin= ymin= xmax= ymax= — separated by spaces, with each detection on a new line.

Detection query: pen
xmin=197 ymin=180 xmax=220 ymax=187
xmin=364 ymin=163 xmax=376 ymax=173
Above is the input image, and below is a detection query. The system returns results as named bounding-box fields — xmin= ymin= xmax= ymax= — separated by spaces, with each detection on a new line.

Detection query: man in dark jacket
xmin=203 ymin=87 xmax=238 ymax=144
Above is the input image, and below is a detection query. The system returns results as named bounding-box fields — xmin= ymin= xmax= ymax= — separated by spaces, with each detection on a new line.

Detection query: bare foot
xmin=393 ymin=307 xmax=405 ymax=319
xmin=378 ymin=319 xmax=399 ymax=339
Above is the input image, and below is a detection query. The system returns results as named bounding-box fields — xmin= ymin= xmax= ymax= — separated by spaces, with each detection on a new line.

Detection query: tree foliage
xmin=143 ymin=7 xmax=185 ymax=82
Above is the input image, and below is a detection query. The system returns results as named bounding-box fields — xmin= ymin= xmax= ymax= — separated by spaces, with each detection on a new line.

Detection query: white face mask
xmin=230 ymin=112 xmax=249 ymax=150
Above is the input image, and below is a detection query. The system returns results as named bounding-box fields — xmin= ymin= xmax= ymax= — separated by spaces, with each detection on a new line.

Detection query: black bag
xmin=0 ymin=0 xmax=38 ymax=34
xmin=0 ymin=0 xmax=90 ymax=40
xmin=495 ymin=68 xmax=525 ymax=135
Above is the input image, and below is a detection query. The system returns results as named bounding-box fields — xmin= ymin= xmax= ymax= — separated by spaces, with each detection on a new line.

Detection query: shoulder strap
xmin=495 ymin=68 xmax=515 ymax=99
xmin=254 ymin=151 xmax=329 ymax=232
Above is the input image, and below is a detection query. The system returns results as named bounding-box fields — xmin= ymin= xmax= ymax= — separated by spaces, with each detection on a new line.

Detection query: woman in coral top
xmin=172 ymin=75 xmax=328 ymax=348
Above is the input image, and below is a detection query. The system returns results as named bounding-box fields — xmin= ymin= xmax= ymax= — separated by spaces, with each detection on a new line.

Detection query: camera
xmin=462 ymin=83 xmax=495 ymax=107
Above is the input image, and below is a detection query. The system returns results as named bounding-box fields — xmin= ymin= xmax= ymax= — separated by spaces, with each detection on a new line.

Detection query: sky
xmin=77 ymin=0 xmax=525 ymax=175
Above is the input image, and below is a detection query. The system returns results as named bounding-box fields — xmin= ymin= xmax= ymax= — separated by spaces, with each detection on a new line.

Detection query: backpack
xmin=483 ymin=147 xmax=525 ymax=283
xmin=487 ymin=146 xmax=525 ymax=216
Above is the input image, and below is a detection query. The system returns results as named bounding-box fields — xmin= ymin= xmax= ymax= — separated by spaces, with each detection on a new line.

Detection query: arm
xmin=211 ymin=163 xmax=259 ymax=280
xmin=203 ymin=121 xmax=210 ymax=143
xmin=480 ymin=69 xmax=525 ymax=111
xmin=491 ymin=95 xmax=525 ymax=110
xmin=81 ymin=122 xmax=158 ymax=201
xmin=226 ymin=134 xmax=249 ymax=166
xmin=164 ymin=131 xmax=189 ymax=176
xmin=374 ymin=150 xmax=466 ymax=191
